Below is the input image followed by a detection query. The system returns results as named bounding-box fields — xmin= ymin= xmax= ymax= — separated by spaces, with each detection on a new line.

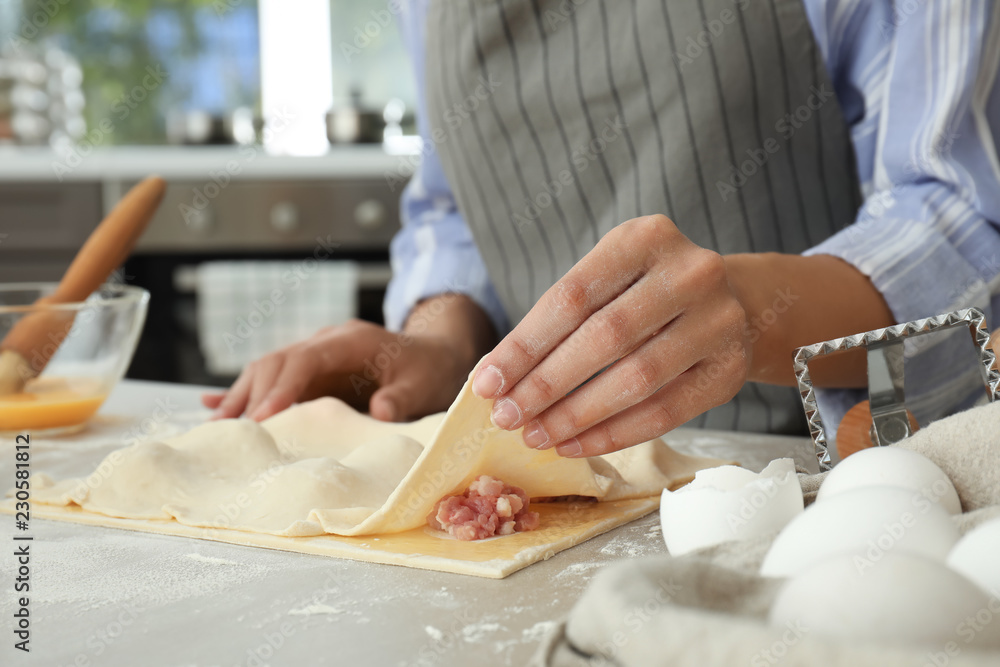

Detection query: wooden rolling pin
xmin=837 ymin=327 xmax=1000 ymax=459
xmin=0 ymin=176 xmax=166 ymax=395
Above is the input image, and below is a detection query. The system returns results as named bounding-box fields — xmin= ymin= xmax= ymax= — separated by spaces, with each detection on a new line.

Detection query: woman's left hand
xmin=472 ymin=214 xmax=750 ymax=458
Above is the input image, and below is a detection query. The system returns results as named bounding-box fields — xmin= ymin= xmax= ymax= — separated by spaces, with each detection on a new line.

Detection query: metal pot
xmin=166 ymin=107 xmax=261 ymax=146
xmin=325 ymin=106 xmax=384 ymax=144
xmin=325 ymin=87 xmax=386 ymax=144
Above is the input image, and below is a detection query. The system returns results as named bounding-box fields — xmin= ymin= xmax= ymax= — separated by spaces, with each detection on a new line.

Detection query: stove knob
xmin=270 ymin=201 xmax=300 ymax=233
xmin=184 ymin=207 xmax=213 ymax=234
xmin=354 ymin=199 xmax=386 ymax=230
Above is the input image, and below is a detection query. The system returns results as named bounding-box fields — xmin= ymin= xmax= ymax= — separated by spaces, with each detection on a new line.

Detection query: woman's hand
xmin=203 ymin=295 xmax=497 ymax=422
xmin=471 ymin=215 xmax=750 ymax=458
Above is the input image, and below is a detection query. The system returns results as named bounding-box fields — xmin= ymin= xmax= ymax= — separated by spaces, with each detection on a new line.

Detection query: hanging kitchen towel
xmin=533 ymin=401 xmax=1000 ymax=667
xmin=196 ymin=260 xmax=358 ymax=376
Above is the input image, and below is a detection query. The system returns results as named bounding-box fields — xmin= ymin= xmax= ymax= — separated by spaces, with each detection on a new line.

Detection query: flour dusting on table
xmin=33 ymin=531 xmax=275 ymax=613
xmin=287 ymin=603 xmax=346 ymax=616
xmin=185 ymin=553 xmax=241 ymax=566
xmin=461 ymin=621 xmax=503 ymax=643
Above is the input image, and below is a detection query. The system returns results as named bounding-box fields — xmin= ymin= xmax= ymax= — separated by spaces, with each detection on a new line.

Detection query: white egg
xmin=947 ymin=519 xmax=1000 ymax=596
xmin=761 ymin=486 xmax=959 ymax=578
xmin=770 ymin=552 xmax=1000 ymax=649
xmin=818 ymin=446 xmax=961 ymax=514
xmin=660 ymin=458 xmax=802 ymax=556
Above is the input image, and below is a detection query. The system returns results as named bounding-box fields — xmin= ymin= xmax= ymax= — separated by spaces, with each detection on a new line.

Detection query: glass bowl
xmin=0 ymin=283 xmax=149 ymax=436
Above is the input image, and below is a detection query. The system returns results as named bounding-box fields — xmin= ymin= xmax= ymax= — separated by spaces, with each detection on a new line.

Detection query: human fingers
xmin=201 ymin=393 xmax=225 ymax=409
xmin=517 ymin=308 xmax=717 ymax=450
xmin=242 ymin=355 xmax=287 ymax=421
xmin=472 ymin=215 xmax=680 ymax=401
xmin=211 ymin=368 xmax=255 ymax=419
xmin=246 ymin=348 xmax=319 ymax=421
xmin=489 ymin=247 xmax=722 ymax=431
xmin=552 ymin=351 xmax=747 ymax=458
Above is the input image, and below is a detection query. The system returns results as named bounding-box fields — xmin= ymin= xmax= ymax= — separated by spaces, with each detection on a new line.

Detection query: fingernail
xmin=473 ymin=365 xmax=505 ymax=398
xmin=211 ymin=409 xmax=226 ymax=420
xmin=556 ymin=438 xmax=583 ymax=458
xmin=522 ymin=421 xmax=550 ymax=449
xmin=490 ymin=397 xmax=522 ymax=429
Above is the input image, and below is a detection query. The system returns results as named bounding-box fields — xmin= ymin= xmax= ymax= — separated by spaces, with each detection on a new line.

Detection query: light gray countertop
xmin=0 ymin=380 xmax=815 ymax=667
xmin=0 ymin=145 xmax=417 ymax=182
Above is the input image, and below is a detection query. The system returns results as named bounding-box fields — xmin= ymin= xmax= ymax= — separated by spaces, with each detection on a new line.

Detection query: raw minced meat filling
xmin=427 ymin=475 xmax=541 ymax=541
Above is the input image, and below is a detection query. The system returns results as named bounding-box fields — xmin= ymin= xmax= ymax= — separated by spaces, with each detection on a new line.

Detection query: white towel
xmin=196 ymin=261 xmax=358 ymax=376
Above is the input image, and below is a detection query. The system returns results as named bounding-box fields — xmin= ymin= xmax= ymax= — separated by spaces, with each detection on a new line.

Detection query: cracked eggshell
xmin=947 ymin=519 xmax=1000 ymax=596
xmin=770 ymin=551 xmax=1000 ymax=649
xmin=761 ymin=486 xmax=960 ymax=578
xmin=660 ymin=458 xmax=803 ymax=557
xmin=817 ymin=446 xmax=961 ymax=514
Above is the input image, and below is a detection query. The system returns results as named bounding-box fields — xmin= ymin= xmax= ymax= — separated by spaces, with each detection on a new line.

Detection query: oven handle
xmin=172 ymin=262 xmax=392 ymax=293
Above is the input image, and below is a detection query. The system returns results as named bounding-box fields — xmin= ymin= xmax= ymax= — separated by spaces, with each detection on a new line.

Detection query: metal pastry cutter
xmin=793 ymin=308 xmax=1000 ymax=472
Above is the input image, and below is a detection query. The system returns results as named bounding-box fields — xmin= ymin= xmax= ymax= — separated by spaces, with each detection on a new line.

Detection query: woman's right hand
xmin=201 ymin=295 xmax=497 ymax=422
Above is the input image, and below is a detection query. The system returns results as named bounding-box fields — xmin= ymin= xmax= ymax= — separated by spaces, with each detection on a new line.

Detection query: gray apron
xmin=424 ymin=0 xmax=861 ymax=434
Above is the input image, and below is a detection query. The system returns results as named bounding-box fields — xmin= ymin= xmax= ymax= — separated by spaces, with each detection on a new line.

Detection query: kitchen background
xmin=0 ymin=0 xmax=421 ymax=387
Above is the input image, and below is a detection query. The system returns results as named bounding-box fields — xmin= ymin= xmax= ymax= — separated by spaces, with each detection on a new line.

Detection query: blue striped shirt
xmin=385 ymin=0 xmax=1000 ymax=435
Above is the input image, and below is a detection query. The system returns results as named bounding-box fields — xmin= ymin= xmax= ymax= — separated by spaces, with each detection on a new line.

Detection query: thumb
xmin=370 ymin=380 xmax=419 ymax=422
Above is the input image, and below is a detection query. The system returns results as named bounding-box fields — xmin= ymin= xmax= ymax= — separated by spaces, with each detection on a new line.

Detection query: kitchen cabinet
xmin=0 ymin=182 xmax=101 ymax=282
xmin=134 ymin=179 xmax=400 ymax=253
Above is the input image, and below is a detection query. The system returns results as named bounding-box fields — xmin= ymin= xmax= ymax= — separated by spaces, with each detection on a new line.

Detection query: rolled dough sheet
xmin=3 ymin=496 xmax=660 ymax=579
xmin=10 ymin=370 xmax=730 ymax=577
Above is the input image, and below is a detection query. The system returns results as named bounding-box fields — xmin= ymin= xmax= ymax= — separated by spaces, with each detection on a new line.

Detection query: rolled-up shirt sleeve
xmin=384 ymin=158 xmax=508 ymax=333
xmin=384 ymin=0 xmax=508 ymax=334
xmin=804 ymin=1 xmax=1000 ymax=433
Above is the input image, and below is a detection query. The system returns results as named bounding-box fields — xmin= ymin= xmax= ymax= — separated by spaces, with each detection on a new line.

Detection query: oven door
xmin=123 ymin=178 xmax=398 ymax=387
